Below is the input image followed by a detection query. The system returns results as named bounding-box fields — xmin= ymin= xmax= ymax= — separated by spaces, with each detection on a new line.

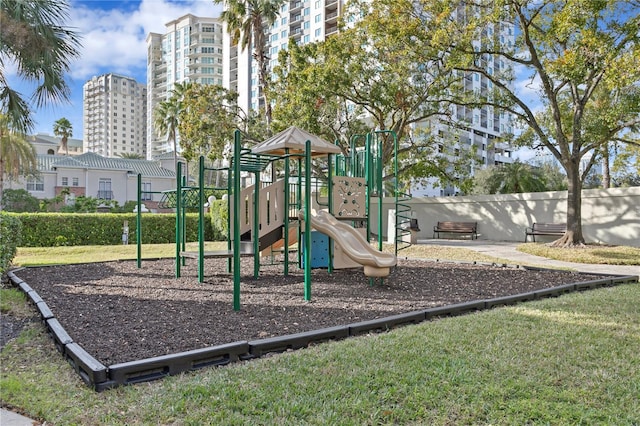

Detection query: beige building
xmin=7 ymin=141 xmax=178 ymax=210
xmin=83 ymin=73 xmax=147 ymax=158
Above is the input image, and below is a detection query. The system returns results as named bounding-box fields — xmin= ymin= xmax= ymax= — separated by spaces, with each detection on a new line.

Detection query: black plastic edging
xmin=249 ymin=325 xmax=349 ymax=357
xmin=485 ymin=291 xmax=537 ymax=309
xmin=425 ymin=300 xmax=487 ymax=319
xmin=574 ymin=278 xmax=613 ymax=291
xmin=348 ymin=311 xmax=426 ymax=336
xmin=65 ymin=342 xmax=109 ymax=387
xmin=534 ymin=283 xmax=576 ymax=299
xmin=107 ymin=341 xmax=250 ymax=387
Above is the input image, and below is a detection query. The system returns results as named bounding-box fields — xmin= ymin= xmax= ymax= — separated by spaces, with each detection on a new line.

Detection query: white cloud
xmin=68 ymin=0 xmax=223 ymax=81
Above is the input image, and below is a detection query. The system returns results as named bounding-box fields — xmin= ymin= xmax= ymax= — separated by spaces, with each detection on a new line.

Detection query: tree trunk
xmin=551 ymin=160 xmax=586 ymax=247
xmin=602 ymin=147 xmax=610 ymax=189
xmin=0 ymin=157 xmax=4 ymax=211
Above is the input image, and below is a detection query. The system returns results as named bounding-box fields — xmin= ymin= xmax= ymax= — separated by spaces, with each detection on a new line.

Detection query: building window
xmin=141 ymin=183 xmax=152 ymax=200
xmin=98 ymin=178 xmax=112 ymax=200
xmin=314 ymin=14 xmax=321 ymax=23
xmin=72 ymin=177 xmax=79 ymax=187
xmin=61 ymin=177 xmax=68 ymax=186
xmin=27 ymin=176 xmax=44 ymax=192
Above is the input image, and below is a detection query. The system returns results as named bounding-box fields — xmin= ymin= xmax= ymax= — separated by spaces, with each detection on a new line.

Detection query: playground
xmin=12 ymin=257 xmax=611 ymax=366
xmin=5 ymin=126 xmax=635 ymax=390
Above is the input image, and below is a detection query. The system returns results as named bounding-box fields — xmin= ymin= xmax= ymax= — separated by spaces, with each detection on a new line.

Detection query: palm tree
xmin=53 ymin=117 xmax=73 ymax=156
xmin=153 ymin=99 xmax=181 ymax=173
xmin=116 ymin=152 xmax=145 ymax=159
xmin=0 ymin=0 xmax=81 ymax=134
xmin=214 ymin=0 xmax=285 ymax=130
xmin=489 ymin=161 xmax=548 ymax=194
xmin=0 ymin=114 xmax=37 ymax=210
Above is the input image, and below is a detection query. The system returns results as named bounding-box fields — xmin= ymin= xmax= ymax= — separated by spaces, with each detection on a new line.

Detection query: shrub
xmin=0 ymin=212 xmax=22 ymax=279
xmin=13 ymin=213 xmax=214 ymax=247
xmin=2 ymin=189 xmax=40 ymax=212
xmin=209 ymin=200 xmax=229 ymax=241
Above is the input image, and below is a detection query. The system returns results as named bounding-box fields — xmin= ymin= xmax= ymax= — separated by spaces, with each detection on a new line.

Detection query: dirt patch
xmin=10 ymin=257 xmax=611 ymax=365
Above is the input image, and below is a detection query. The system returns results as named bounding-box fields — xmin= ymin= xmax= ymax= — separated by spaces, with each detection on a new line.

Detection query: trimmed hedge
xmin=12 ymin=213 xmax=216 ymax=247
xmin=0 ymin=212 xmax=23 ymax=277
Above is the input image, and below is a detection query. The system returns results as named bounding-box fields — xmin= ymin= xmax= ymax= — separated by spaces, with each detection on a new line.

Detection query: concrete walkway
xmin=417 ymin=239 xmax=640 ymax=277
xmin=2 ymin=240 xmax=637 ymax=424
xmin=0 ymin=409 xmax=36 ymax=426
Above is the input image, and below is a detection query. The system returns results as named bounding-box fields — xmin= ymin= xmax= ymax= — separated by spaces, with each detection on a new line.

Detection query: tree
xmin=53 ymin=117 xmax=72 ymax=156
xmin=271 ymin=1 xmax=477 ymax=190
xmin=470 ymin=160 xmax=549 ymax=194
xmin=1 ymin=188 xmax=39 ymax=212
xmin=0 ymin=0 xmax=81 ymax=134
xmin=422 ymin=0 xmax=640 ymax=246
xmin=177 ymin=84 xmax=244 ymax=161
xmin=116 ymin=152 xmax=145 ymax=159
xmin=153 ymin=99 xmax=181 ymax=173
xmin=0 ymin=114 xmax=37 ymax=210
xmin=214 ymin=0 xmax=286 ymax=129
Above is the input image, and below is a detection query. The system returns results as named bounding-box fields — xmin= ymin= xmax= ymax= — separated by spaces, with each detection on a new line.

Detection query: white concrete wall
xmin=370 ymin=187 xmax=640 ymax=247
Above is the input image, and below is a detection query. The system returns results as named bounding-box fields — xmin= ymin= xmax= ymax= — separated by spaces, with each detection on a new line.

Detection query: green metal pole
xmin=136 ymin=173 xmax=142 ymax=268
xmin=181 ymin=175 xmax=187 ymax=267
xmin=175 ymin=162 xmax=182 ymax=278
xmin=327 ymin=152 xmax=333 ymax=274
xmin=394 ymin=131 xmax=399 ymax=254
xmin=365 ymin=133 xmax=371 ymax=241
xmin=297 ymin=157 xmax=303 ymax=268
xmin=198 ymin=156 xmax=205 ymax=283
xmin=227 ymin=163 xmax=232 ymax=273
xmin=377 ymin=134 xmax=383 ymax=251
xmin=253 ymin=170 xmax=260 ymax=278
xmin=283 ymin=150 xmax=290 ymax=275
xmin=233 ymin=130 xmax=242 ymax=311
xmin=304 ymin=140 xmax=312 ymax=301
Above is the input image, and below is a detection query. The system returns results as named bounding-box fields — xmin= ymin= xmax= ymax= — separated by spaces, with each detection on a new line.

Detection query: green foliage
xmin=11 ymin=213 xmax=214 ymax=247
xmin=470 ymin=160 xmax=554 ymax=194
xmin=0 ymin=212 xmax=22 ymax=277
xmin=177 ymin=84 xmax=243 ymax=162
xmin=52 ymin=117 xmax=72 ymax=155
xmin=59 ymin=195 xmax=100 ymax=213
xmin=209 ymin=200 xmax=229 ymax=241
xmin=271 ymin=2 xmax=474 ymax=191
xmin=1 ymin=189 xmax=39 ymax=212
xmin=0 ymin=0 xmax=82 ymax=134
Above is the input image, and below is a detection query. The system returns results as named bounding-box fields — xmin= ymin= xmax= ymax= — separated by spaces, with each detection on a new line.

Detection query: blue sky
xmin=6 ymin=0 xmax=222 ymax=137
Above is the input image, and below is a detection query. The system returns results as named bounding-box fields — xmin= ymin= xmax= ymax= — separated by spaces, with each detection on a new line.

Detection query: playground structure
xmin=135 ymin=126 xmax=415 ymax=310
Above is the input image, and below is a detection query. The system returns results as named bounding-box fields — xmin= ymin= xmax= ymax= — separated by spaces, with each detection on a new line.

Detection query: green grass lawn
xmin=518 ymin=242 xmax=640 ymax=265
xmin=2 ymin=244 xmax=640 ymax=424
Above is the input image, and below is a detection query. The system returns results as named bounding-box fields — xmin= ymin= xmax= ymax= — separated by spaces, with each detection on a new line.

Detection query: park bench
xmin=433 ymin=221 xmax=478 ymax=240
xmin=524 ymin=222 xmax=566 ymax=242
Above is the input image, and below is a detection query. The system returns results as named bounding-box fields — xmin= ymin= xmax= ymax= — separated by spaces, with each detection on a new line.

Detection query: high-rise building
xmin=224 ymin=1 xmax=515 ymax=196
xmin=224 ymin=0 xmax=340 ymax=114
xmin=146 ymin=14 xmax=224 ymax=159
xmin=83 ymin=73 xmax=147 ymax=158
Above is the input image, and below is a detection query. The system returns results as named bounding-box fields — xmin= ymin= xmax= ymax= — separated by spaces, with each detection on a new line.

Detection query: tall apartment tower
xmin=223 ymin=2 xmax=515 ymax=196
xmin=146 ymin=14 xmax=224 ymax=159
xmin=224 ymin=0 xmax=341 ymax=113
xmin=83 ymin=73 xmax=147 ymax=158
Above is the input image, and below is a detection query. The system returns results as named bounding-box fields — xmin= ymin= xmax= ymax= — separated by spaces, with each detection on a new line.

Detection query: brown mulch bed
xmin=10 ymin=257 xmax=612 ymax=365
